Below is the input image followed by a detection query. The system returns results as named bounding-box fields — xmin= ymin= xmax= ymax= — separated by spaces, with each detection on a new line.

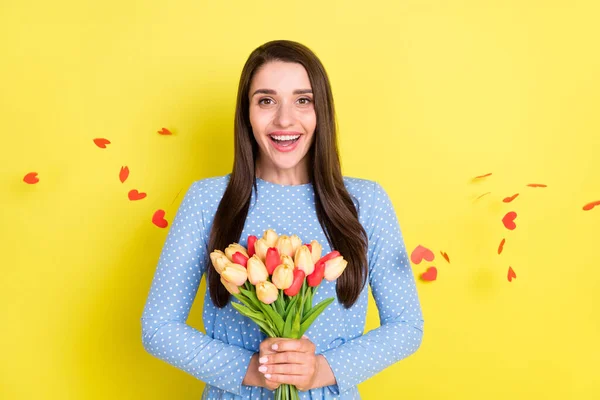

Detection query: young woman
xmin=141 ymin=40 xmax=424 ymax=399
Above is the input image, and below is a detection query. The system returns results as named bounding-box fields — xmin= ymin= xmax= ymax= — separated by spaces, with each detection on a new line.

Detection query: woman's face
xmin=248 ymin=61 xmax=316 ymax=175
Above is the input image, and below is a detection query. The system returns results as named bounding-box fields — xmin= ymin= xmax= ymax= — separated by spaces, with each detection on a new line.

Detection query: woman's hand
xmin=258 ymin=335 xmax=319 ymax=391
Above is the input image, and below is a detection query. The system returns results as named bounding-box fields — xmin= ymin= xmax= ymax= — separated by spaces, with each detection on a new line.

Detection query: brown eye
xmin=298 ymin=97 xmax=312 ymax=105
xmin=258 ymin=98 xmax=273 ymax=105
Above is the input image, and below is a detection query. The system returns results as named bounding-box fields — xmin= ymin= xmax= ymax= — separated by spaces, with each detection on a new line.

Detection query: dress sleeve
xmin=141 ymin=181 xmax=254 ymax=396
xmin=320 ymin=181 xmax=425 ymax=395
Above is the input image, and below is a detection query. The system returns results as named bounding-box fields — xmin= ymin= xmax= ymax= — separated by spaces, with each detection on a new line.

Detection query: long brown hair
xmin=207 ymin=40 xmax=368 ymax=309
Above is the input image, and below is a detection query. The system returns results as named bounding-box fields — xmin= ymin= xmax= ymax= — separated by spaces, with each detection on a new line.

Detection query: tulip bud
xmin=210 ymin=250 xmax=229 ymax=274
xmin=284 ymin=268 xmax=305 ymax=296
xmin=220 ymin=276 xmax=240 ymax=295
xmin=265 ymin=247 xmax=281 ymax=275
xmin=290 ymin=234 xmax=302 ymax=254
xmin=247 ymin=235 xmax=258 ymax=257
xmin=272 ymin=263 xmax=294 ymax=290
xmin=309 ymin=240 xmax=322 ymax=263
xmin=232 ymin=252 xmax=249 ymax=267
xmin=263 ymin=229 xmax=279 ymax=247
xmin=254 ymin=238 xmax=269 ymax=262
xmin=294 ymin=245 xmax=315 ymax=276
xmin=247 ymin=255 xmax=269 ymax=285
xmin=221 ymin=263 xmax=248 ymax=286
xmin=323 ymin=256 xmax=348 ymax=281
xmin=307 ymin=259 xmax=325 ymax=287
xmin=318 ymin=250 xmax=341 ymax=265
xmin=276 ymin=235 xmax=294 ymax=258
xmin=281 ymin=255 xmax=294 ymax=268
xmin=225 ymin=243 xmax=248 ymax=261
xmin=256 ymin=281 xmax=279 ymax=304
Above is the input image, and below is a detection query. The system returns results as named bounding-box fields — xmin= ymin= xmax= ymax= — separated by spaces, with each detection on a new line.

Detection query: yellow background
xmin=2 ymin=0 xmax=599 ymax=398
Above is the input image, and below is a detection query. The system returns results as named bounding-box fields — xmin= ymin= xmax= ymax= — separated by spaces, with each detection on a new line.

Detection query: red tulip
xmin=232 ymin=251 xmax=248 ymax=267
xmin=247 ymin=235 xmax=258 ymax=257
xmin=284 ymin=268 xmax=305 ymax=296
xmin=265 ymin=247 xmax=281 ymax=275
xmin=307 ymin=259 xmax=325 ymax=287
xmin=318 ymin=250 xmax=340 ymax=265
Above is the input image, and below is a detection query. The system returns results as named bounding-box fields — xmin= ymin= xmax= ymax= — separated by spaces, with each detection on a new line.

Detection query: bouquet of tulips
xmin=210 ymin=229 xmax=347 ymax=400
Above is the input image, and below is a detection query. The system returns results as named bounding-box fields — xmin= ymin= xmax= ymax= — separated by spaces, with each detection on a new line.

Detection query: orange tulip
xmin=263 ymin=228 xmax=279 ymax=247
xmin=294 ymin=245 xmax=315 ymax=275
xmin=225 ymin=243 xmax=248 ymax=261
xmin=221 ymin=263 xmax=248 ymax=286
xmin=220 ymin=276 xmax=240 ymax=295
xmin=309 ymin=240 xmax=322 ymax=263
xmin=276 ymin=235 xmax=294 ymax=258
xmin=256 ymin=281 xmax=278 ymax=304
xmin=272 ymin=263 xmax=294 ymax=290
xmin=281 ymin=255 xmax=294 ymax=268
xmin=290 ymin=234 xmax=302 ymax=254
xmin=210 ymin=250 xmax=229 ymax=274
xmin=323 ymin=256 xmax=348 ymax=281
xmin=247 ymin=255 xmax=269 ymax=285
xmin=254 ymin=238 xmax=269 ymax=262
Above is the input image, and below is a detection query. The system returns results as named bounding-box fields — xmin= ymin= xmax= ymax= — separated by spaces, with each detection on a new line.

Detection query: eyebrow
xmin=251 ymin=89 xmax=313 ymax=97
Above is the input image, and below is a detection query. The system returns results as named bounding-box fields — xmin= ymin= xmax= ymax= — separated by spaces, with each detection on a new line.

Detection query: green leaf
xmin=239 ymin=287 xmax=261 ymax=310
xmin=273 ymin=296 xmax=284 ymax=316
xmin=303 ymin=286 xmax=313 ymax=316
xmin=258 ymin=300 xmax=285 ymax=336
xmin=282 ymin=303 xmax=296 ymax=338
xmin=290 ymin=306 xmax=302 ymax=338
xmin=232 ymin=293 xmax=259 ymax=313
xmin=284 ymin=295 xmax=298 ymax=319
xmin=299 ymin=297 xmax=334 ymax=337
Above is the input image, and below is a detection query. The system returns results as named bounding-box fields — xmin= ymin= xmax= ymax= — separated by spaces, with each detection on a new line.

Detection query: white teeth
xmin=270 ymin=134 xmax=300 ymax=141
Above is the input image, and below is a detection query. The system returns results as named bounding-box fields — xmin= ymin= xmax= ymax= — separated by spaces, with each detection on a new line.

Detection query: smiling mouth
xmin=269 ymin=134 xmax=301 ymax=147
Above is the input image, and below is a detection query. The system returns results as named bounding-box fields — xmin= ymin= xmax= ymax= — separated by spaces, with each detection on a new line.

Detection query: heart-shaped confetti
xmin=507 ymin=266 xmax=516 ymax=282
xmin=152 ymin=209 xmax=168 ymax=228
xmin=119 ymin=166 xmax=129 ymax=183
xmin=440 ymin=251 xmax=450 ymax=263
xmin=502 ymin=211 xmax=517 ymax=230
xmin=527 ymin=183 xmax=547 ymax=188
xmin=128 ymin=189 xmax=147 ymax=201
xmin=411 ymin=245 xmax=435 ymax=264
xmin=157 ymin=127 xmax=172 ymax=135
xmin=23 ymin=172 xmax=39 ymax=184
xmin=498 ymin=238 xmax=506 ymax=254
xmin=420 ymin=267 xmax=437 ymax=281
xmin=93 ymin=138 xmax=111 ymax=148
xmin=503 ymin=193 xmax=519 ymax=203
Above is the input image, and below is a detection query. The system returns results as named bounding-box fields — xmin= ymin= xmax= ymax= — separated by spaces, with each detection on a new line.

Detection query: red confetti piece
xmin=93 ymin=138 xmax=111 ymax=148
xmin=411 ymin=245 xmax=435 ymax=264
xmin=527 ymin=183 xmax=547 ymax=188
xmin=420 ymin=266 xmax=437 ymax=281
xmin=476 ymin=192 xmax=491 ymax=200
xmin=440 ymin=251 xmax=450 ymax=263
xmin=498 ymin=238 xmax=506 ymax=254
xmin=502 ymin=211 xmax=517 ymax=230
xmin=23 ymin=172 xmax=39 ymax=184
xmin=152 ymin=209 xmax=168 ymax=228
xmin=128 ymin=189 xmax=147 ymax=201
xmin=583 ymin=200 xmax=600 ymax=211
xmin=119 ymin=166 xmax=129 ymax=183
xmin=474 ymin=173 xmax=492 ymax=179
xmin=503 ymin=193 xmax=519 ymax=203
xmin=157 ymin=127 xmax=172 ymax=135
xmin=507 ymin=266 xmax=516 ymax=282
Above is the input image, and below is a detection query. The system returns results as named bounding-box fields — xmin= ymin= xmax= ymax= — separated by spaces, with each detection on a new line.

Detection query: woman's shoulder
xmin=342 ymin=175 xmax=382 ymax=199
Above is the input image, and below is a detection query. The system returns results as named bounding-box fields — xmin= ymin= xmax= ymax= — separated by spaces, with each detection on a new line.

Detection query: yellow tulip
xmin=254 ymin=238 xmax=269 ymax=262
xmin=220 ymin=276 xmax=240 ymax=295
xmin=271 ymin=263 xmax=294 ymax=290
xmin=263 ymin=228 xmax=279 ymax=247
xmin=323 ymin=256 xmax=348 ymax=281
xmin=247 ymin=255 xmax=269 ymax=285
xmin=221 ymin=263 xmax=248 ymax=286
xmin=281 ymin=255 xmax=294 ymax=268
xmin=225 ymin=243 xmax=248 ymax=261
xmin=256 ymin=281 xmax=279 ymax=304
xmin=294 ymin=245 xmax=315 ymax=275
xmin=290 ymin=234 xmax=302 ymax=254
xmin=309 ymin=240 xmax=322 ymax=263
xmin=210 ymin=250 xmax=229 ymax=274
xmin=276 ymin=235 xmax=294 ymax=258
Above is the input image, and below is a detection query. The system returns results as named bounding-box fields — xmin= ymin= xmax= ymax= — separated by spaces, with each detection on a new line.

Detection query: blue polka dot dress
xmin=141 ymin=174 xmax=424 ymax=399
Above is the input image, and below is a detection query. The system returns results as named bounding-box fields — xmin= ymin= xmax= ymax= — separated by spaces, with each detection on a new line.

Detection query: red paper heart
xmin=503 ymin=193 xmax=519 ymax=203
xmin=421 ymin=267 xmax=437 ymax=281
xmin=527 ymin=183 xmax=546 ymax=188
xmin=583 ymin=200 xmax=600 ymax=211
xmin=502 ymin=211 xmax=517 ymax=230
xmin=411 ymin=245 xmax=435 ymax=264
xmin=119 ymin=166 xmax=129 ymax=183
xmin=93 ymin=138 xmax=111 ymax=148
xmin=507 ymin=266 xmax=516 ymax=282
xmin=23 ymin=172 xmax=39 ymax=184
xmin=152 ymin=209 xmax=168 ymax=228
xmin=440 ymin=251 xmax=450 ymax=263
xmin=128 ymin=189 xmax=147 ymax=201
xmin=498 ymin=238 xmax=506 ymax=254
xmin=157 ymin=127 xmax=172 ymax=135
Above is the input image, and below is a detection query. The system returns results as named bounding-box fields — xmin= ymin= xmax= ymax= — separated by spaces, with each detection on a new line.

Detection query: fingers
xmin=260 ymin=350 xmax=308 ymax=365
xmin=269 ymin=337 xmax=315 ymax=354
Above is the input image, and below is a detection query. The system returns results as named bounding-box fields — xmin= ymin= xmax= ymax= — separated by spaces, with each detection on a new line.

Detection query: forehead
xmin=250 ymin=61 xmax=312 ymax=92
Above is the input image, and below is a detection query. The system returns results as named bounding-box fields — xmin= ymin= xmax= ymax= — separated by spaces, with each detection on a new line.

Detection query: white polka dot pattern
xmin=141 ymin=174 xmax=424 ymax=399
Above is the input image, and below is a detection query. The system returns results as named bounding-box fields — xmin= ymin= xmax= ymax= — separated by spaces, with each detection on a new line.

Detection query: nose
xmin=274 ymin=102 xmax=295 ymax=127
